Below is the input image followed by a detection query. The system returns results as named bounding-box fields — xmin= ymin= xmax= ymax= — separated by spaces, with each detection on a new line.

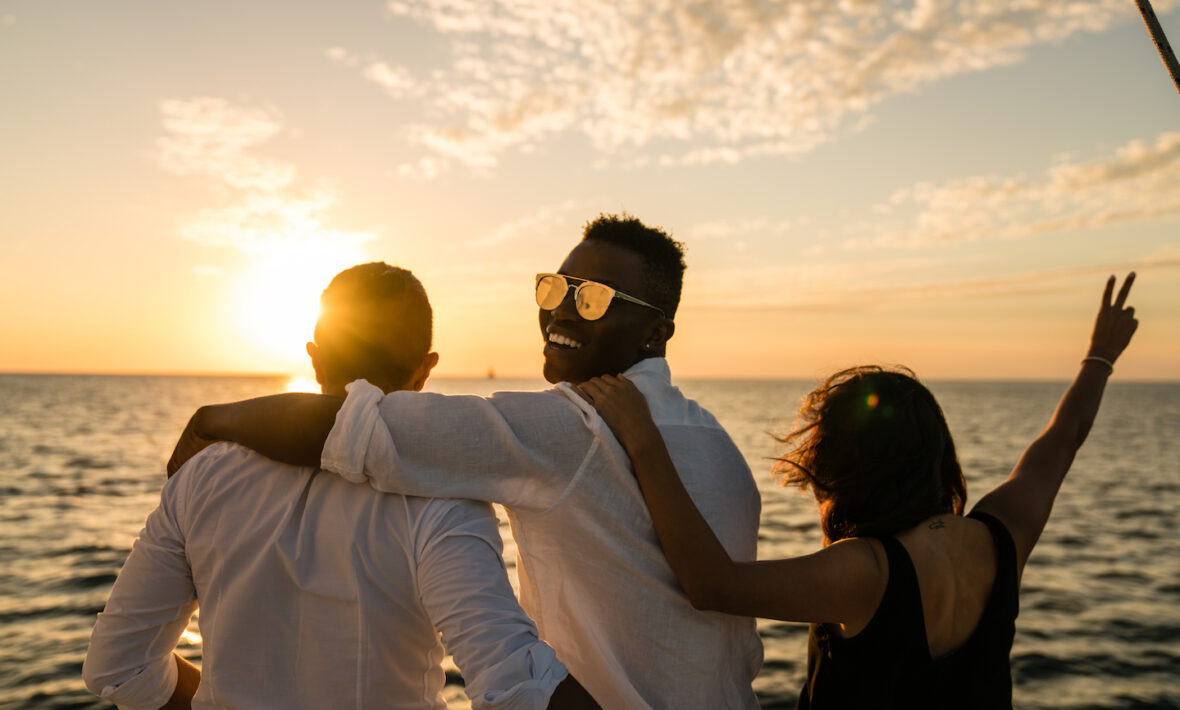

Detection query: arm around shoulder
xmin=578 ymin=375 xmax=887 ymax=627
xmin=167 ymin=393 xmax=343 ymax=476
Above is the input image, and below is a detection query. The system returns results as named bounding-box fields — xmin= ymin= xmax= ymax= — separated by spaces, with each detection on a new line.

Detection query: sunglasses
xmin=535 ymin=273 xmax=666 ymax=321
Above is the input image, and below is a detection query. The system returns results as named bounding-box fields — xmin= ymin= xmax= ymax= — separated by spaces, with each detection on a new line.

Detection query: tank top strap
xmin=866 ymin=533 xmax=931 ymax=657
xmin=966 ymin=510 xmax=1020 ymax=615
xmin=874 ymin=534 xmax=919 ymax=593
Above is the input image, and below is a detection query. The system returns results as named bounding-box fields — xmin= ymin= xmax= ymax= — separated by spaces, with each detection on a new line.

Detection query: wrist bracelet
xmin=1082 ymin=355 xmax=1114 ymax=372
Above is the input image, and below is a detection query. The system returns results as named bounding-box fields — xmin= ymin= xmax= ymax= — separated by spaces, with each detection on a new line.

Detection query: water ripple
xmin=1 ymin=375 xmax=1177 ymax=709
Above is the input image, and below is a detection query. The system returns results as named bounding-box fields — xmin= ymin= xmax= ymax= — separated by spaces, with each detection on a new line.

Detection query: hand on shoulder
xmin=575 ymin=375 xmax=660 ymax=456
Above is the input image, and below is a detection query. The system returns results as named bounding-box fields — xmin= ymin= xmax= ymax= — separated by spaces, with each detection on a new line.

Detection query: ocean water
xmin=0 ymin=373 xmax=1177 ymax=709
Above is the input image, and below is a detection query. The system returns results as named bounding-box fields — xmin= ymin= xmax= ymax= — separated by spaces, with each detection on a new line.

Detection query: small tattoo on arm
xmin=928 ymin=518 xmax=946 ymax=530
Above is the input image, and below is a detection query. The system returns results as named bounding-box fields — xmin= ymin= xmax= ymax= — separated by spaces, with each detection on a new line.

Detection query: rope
xmin=1133 ymin=0 xmax=1180 ymax=96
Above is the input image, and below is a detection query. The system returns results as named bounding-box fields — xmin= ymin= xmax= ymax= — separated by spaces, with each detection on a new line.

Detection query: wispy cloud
xmin=687 ymin=216 xmax=805 ymax=241
xmin=327 ymin=0 xmax=1171 ymax=173
xmin=157 ymin=97 xmax=371 ymax=255
xmin=177 ymin=187 xmax=369 ymax=254
xmin=854 ymin=131 xmax=1180 ymax=248
xmin=157 ymin=97 xmax=294 ymax=192
xmin=692 ymin=255 xmax=1180 ymax=314
xmin=326 ymin=48 xmax=423 ymax=98
xmin=466 ymin=199 xmax=583 ymax=247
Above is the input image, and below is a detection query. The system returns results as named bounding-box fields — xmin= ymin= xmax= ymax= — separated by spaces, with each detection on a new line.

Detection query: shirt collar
xmin=622 ymin=356 xmax=671 ymax=383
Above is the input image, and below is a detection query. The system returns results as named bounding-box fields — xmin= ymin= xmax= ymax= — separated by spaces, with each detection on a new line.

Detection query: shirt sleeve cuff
xmin=94 ymin=653 xmax=178 ymax=710
xmin=470 ymin=644 xmax=569 ymax=710
xmin=321 ymin=379 xmax=393 ymax=485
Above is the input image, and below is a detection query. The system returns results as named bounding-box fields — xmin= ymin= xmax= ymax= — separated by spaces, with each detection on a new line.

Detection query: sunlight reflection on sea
xmin=0 ymin=374 xmax=1175 ymax=709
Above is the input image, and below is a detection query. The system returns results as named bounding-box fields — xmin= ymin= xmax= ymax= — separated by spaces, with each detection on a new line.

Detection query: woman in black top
xmin=576 ymin=274 xmax=1139 ymax=708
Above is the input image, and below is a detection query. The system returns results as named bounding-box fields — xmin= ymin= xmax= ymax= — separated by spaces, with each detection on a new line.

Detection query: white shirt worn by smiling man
xmin=323 ymin=357 xmax=764 ymax=709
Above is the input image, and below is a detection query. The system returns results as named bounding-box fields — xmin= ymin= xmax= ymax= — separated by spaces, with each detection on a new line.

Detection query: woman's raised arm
xmin=973 ymin=274 xmax=1139 ymax=577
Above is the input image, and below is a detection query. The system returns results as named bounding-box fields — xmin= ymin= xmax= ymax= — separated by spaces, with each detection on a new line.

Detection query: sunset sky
xmin=2 ymin=0 xmax=1177 ymax=381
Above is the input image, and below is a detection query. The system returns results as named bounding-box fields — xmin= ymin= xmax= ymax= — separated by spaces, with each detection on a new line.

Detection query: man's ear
xmin=409 ymin=352 xmax=440 ymax=392
xmin=306 ymin=342 xmax=326 ymax=386
xmin=644 ymin=318 xmax=675 ymax=354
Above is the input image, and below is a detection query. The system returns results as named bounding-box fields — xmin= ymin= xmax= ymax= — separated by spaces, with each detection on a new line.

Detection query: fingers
xmin=576 ymin=380 xmax=603 ymax=401
xmin=1113 ymin=272 xmax=1135 ymax=310
xmin=1102 ymin=275 xmax=1115 ymax=308
xmin=575 ymin=374 xmax=639 ymax=409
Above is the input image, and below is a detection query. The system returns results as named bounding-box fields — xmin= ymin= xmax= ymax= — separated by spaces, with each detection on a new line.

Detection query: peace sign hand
xmin=1088 ymin=273 xmax=1139 ymax=365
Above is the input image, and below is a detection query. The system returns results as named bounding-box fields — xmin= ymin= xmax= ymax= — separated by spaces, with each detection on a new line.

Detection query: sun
xmin=231 ymin=239 xmax=367 ymax=369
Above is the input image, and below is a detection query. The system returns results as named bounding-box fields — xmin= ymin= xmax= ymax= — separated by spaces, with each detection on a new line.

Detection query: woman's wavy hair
xmin=775 ymin=366 xmax=967 ymax=543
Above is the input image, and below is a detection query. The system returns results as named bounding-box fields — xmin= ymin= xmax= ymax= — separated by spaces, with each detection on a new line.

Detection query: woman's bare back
xmin=832 ymin=515 xmax=1000 ymax=660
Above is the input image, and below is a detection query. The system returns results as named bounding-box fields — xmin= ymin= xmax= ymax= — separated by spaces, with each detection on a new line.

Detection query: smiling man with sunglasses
xmin=169 ymin=214 xmax=764 ymax=708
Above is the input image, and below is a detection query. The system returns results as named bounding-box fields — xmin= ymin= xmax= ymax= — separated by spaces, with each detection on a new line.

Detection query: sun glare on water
xmin=285 ymin=376 xmax=320 ymax=393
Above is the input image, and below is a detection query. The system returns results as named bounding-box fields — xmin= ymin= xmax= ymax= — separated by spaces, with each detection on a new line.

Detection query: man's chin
xmin=542 ymin=352 xmax=583 ymax=385
xmin=542 ymin=362 xmax=574 ymax=385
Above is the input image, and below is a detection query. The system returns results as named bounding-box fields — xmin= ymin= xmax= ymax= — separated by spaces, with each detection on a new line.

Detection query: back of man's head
xmin=311 ymin=262 xmax=433 ymax=395
xmin=582 ymin=213 xmax=686 ymax=319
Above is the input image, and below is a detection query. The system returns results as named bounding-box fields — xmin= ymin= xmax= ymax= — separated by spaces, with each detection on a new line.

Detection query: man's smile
xmin=546 ymin=332 xmax=584 ymax=350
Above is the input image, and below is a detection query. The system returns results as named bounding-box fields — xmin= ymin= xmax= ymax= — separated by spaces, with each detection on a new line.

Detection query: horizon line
xmin=1 ymin=369 xmax=1176 ymax=385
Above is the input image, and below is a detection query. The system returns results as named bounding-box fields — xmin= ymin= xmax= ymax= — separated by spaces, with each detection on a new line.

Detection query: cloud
xmin=687 ymin=216 xmax=803 ymax=241
xmin=467 ymin=199 xmax=583 ymax=247
xmin=854 ymin=131 xmax=1180 ymax=247
xmin=158 ymin=97 xmax=372 ymax=254
xmin=157 ymin=97 xmax=294 ymax=192
xmin=327 ymin=0 xmax=1173 ymax=172
xmin=178 ymin=187 xmax=369 ymax=254
xmin=689 ymin=256 xmax=941 ymax=311
xmin=327 ymin=48 xmax=422 ymax=98
xmin=691 ymin=256 xmax=1180 ymax=314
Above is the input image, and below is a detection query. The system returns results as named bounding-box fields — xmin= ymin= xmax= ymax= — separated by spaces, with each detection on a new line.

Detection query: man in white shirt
xmin=84 ymin=263 xmax=596 ymax=709
xmin=172 ymin=216 xmax=765 ymax=708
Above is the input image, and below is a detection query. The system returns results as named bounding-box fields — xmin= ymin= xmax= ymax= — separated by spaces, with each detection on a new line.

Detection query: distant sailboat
xmin=486 ymin=367 xmax=496 ymax=379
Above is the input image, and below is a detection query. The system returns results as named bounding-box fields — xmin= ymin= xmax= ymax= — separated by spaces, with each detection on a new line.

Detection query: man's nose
xmin=550 ymin=285 xmax=581 ymax=320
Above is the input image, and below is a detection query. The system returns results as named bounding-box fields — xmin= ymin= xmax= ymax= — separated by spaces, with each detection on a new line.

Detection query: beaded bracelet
xmin=1082 ymin=355 xmax=1114 ymax=372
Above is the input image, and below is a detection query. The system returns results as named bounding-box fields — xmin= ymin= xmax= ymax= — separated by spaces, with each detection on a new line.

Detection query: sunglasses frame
xmin=535 ymin=273 xmax=666 ymax=321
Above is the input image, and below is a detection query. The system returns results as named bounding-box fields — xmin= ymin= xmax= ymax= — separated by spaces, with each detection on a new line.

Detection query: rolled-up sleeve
xmin=415 ymin=499 xmax=567 ymax=710
xmin=83 ymin=463 xmax=200 ymax=709
xmin=323 ymin=379 xmax=600 ymax=513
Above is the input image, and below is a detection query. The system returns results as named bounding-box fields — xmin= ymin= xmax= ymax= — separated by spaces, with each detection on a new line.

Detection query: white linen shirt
xmin=83 ymin=442 xmax=566 ymax=710
xmin=323 ymin=358 xmax=764 ymax=709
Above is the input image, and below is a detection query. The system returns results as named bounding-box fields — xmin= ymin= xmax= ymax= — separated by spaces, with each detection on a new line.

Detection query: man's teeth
xmin=548 ymin=333 xmax=583 ymax=349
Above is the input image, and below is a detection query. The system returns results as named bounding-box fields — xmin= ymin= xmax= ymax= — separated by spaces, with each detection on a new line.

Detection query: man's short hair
xmin=314 ymin=262 xmax=432 ymax=389
xmin=582 ymin=213 xmax=686 ymax=318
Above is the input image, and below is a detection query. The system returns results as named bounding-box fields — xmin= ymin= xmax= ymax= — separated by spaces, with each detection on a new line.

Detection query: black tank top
xmin=797 ymin=511 xmax=1018 ymax=709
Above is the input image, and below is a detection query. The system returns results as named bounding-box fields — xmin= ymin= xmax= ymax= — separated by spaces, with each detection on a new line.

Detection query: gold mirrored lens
xmin=536 ymin=274 xmax=619 ymax=320
xmin=536 ymin=275 xmax=568 ymax=310
xmin=575 ymin=283 xmax=613 ymax=320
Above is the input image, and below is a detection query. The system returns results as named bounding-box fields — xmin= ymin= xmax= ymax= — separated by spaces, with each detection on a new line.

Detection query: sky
xmin=1 ymin=0 xmax=1177 ymax=381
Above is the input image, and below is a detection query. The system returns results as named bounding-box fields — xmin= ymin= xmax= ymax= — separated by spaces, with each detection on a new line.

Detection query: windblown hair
xmin=313 ymin=262 xmax=432 ymax=390
xmin=775 ymin=366 xmax=967 ymax=543
xmin=582 ymin=213 xmax=685 ymax=318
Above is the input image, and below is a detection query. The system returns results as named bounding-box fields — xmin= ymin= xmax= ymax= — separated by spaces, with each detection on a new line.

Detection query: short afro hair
xmin=581 ymin=213 xmax=686 ymax=318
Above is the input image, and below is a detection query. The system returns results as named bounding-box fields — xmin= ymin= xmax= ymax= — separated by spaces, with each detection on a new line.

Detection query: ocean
xmin=0 ymin=373 xmax=1177 ymax=709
